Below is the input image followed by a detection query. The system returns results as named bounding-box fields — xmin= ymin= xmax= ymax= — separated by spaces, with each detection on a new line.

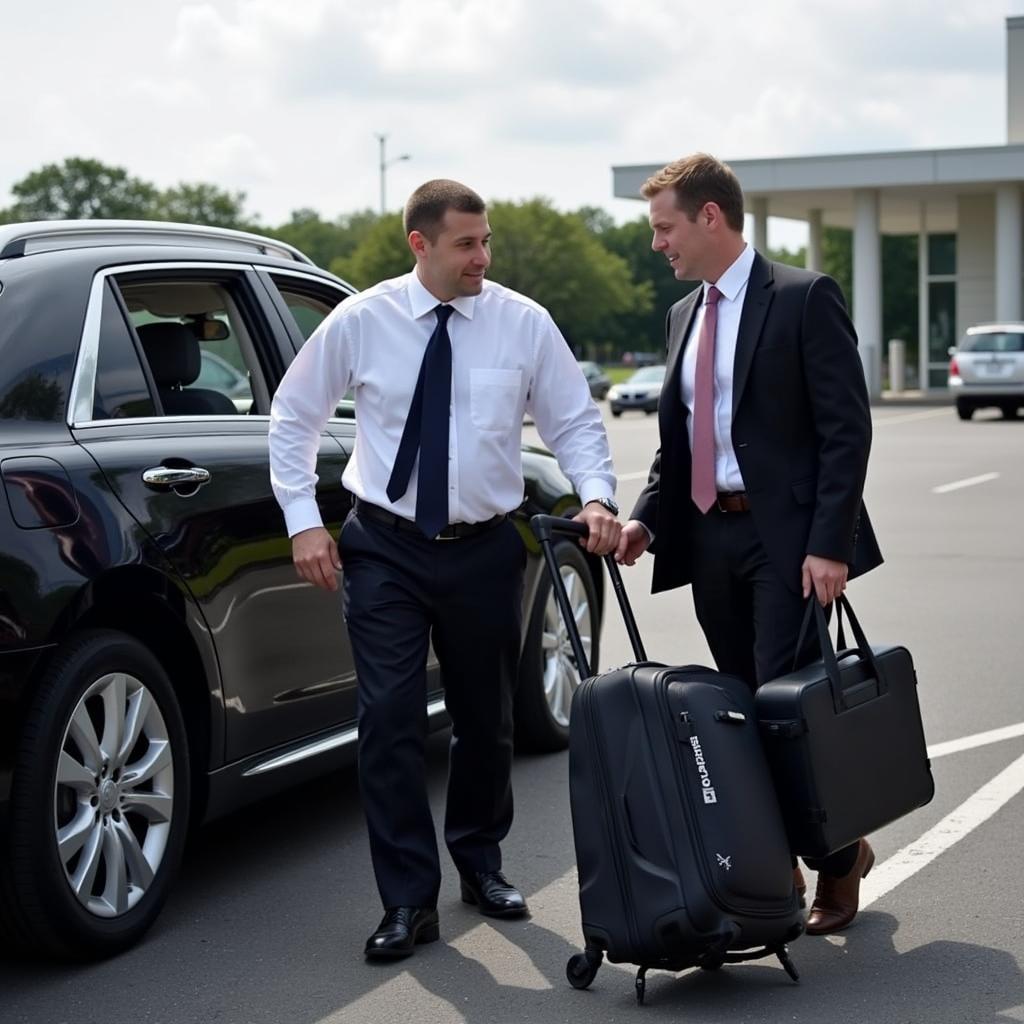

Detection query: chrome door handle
xmin=142 ymin=466 xmax=211 ymax=489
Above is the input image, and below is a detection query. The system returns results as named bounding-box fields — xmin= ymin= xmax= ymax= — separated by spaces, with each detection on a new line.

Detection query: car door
xmin=251 ymin=267 xmax=449 ymax=700
xmin=71 ymin=263 xmax=357 ymax=765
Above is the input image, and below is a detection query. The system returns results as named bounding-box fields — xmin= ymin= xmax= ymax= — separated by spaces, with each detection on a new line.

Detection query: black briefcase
xmin=755 ymin=596 xmax=934 ymax=859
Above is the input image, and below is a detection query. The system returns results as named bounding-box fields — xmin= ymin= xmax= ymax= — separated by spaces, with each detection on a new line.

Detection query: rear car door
xmin=70 ymin=262 xmax=356 ymax=764
xmin=253 ymin=268 xmax=448 ymax=703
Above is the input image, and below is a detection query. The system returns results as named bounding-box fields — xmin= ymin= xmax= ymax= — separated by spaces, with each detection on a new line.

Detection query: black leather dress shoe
xmin=459 ymin=871 xmax=528 ymax=918
xmin=364 ymin=906 xmax=440 ymax=960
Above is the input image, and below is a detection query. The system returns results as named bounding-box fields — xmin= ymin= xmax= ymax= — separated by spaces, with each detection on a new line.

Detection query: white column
xmin=853 ymin=189 xmax=882 ymax=398
xmin=995 ymin=184 xmax=1023 ymax=322
xmin=752 ymin=198 xmax=768 ymax=253
xmin=918 ymin=203 xmax=929 ymax=393
xmin=807 ymin=209 xmax=823 ymax=271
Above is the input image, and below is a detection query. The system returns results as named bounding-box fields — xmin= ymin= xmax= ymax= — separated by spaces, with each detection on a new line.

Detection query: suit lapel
xmin=732 ymin=252 xmax=775 ymax=416
xmin=663 ymin=287 xmax=702 ymax=415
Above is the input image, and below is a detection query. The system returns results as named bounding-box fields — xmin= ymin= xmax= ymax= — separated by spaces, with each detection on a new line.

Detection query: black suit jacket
xmin=632 ymin=252 xmax=883 ymax=595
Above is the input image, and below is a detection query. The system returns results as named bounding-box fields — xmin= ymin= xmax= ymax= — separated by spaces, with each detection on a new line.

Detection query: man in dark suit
xmin=616 ymin=153 xmax=883 ymax=935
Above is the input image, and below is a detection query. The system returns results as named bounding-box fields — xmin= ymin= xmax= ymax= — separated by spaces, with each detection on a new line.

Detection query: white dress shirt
xmin=680 ymin=244 xmax=755 ymax=493
xmin=270 ymin=269 xmax=615 ymax=537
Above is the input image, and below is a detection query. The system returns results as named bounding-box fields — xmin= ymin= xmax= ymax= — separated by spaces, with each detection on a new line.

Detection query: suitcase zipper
xmin=657 ymin=678 xmax=785 ymax=921
xmin=656 ymin=683 xmax=723 ymax=908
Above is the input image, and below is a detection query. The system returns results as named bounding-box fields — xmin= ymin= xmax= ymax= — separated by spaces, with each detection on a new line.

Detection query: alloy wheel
xmin=54 ymin=672 xmax=175 ymax=918
xmin=541 ymin=566 xmax=593 ymax=727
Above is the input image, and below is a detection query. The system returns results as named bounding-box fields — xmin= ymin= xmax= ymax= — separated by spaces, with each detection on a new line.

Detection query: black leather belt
xmin=354 ymin=499 xmax=507 ymax=540
xmin=716 ymin=491 xmax=752 ymax=513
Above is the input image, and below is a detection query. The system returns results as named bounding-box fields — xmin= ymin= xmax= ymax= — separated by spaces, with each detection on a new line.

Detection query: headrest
xmin=137 ymin=322 xmax=201 ymax=388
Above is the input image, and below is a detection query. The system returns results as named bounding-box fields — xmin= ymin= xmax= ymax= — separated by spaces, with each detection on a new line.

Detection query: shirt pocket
xmin=470 ymin=368 xmax=523 ymax=432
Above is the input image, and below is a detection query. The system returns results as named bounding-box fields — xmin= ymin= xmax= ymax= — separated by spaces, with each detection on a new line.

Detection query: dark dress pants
xmin=688 ymin=506 xmax=859 ymax=878
xmin=340 ymin=511 xmax=525 ymax=908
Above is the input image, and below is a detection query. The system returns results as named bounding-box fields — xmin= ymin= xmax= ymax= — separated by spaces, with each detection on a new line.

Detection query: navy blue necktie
xmin=386 ymin=304 xmax=454 ymax=537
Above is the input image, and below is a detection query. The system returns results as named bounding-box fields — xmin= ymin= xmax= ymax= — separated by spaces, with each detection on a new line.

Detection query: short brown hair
xmin=641 ymin=154 xmax=745 ymax=232
xmin=403 ymin=179 xmax=486 ymax=241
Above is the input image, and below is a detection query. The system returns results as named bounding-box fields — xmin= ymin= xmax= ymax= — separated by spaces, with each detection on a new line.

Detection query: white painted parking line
xmin=928 ymin=722 xmax=1024 ymax=760
xmin=860 ymin=751 xmax=1024 ymax=911
xmin=873 ymin=408 xmax=952 ymax=426
xmin=932 ymin=471 xmax=1000 ymax=494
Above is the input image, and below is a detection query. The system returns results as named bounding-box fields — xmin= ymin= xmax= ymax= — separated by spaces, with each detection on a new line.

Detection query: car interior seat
xmin=136 ymin=322 xmax=238 ymax=415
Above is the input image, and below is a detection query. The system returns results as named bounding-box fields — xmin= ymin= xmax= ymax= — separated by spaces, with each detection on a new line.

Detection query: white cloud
xmin=2 ymin=0 xmax=1021 ymax=227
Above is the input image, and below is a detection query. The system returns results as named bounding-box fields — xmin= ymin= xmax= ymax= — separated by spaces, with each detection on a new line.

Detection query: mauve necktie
xmin=386 ymin=304 xmax=454 ymax=537
xmin=691 ymin=284 xmax=722 ymax=514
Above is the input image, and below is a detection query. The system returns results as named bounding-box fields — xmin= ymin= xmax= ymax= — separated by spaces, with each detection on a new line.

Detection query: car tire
xmin=0 ymin=630 xmax=190 ymax=960
xmin=1002 ymin=403 xmax=1020 ymax=419
xmin=515 ymin=542 xmax=599 ymax=753
xmin=955 ymin=399 xmax=974 ymax=421
xmin=611 ymin=410 xmax=622 ymax=418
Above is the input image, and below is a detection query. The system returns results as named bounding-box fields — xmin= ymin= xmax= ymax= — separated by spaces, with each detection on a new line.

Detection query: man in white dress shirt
xmin=269 ymin=179 xmax=620 ymax=960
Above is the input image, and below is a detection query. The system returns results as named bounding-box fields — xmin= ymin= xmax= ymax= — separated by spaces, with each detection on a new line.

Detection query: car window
xmin=960 ymin=332 xmax=1024 ymax=353
xmin=92 ymin=281 xmax=158 ymax=420
xmin=269 ymin=278 xmax=341 ymax=342
xmin=266 ymin=275 xmax=355 ymax=416
xmin=113 ymin=278 xmax=262 ymax=415
xmin=629 ymin=366 xmax=666 ymax=383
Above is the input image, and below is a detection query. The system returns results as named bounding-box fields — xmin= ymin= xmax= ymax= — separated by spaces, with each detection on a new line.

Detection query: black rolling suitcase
xmin=756 ymin=596 xmax=934 ymax=859
xmin=530 ymin=515 xmax=804 ymax=1006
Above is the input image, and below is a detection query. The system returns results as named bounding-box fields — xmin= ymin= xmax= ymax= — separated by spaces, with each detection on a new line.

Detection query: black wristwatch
xmin=587 ymin=497 xmax=619 ymax=516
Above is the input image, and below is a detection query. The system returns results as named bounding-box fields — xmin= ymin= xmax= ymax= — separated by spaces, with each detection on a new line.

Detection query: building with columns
xmin=612 ymin=16 xmax=1024 ymax=395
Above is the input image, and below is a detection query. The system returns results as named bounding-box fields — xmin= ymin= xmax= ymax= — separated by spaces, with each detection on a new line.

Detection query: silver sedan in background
xmin=608 ymin=365 xmax=666 ymax=417
xmin=948 ymin=323 xmax=1024 ymax=420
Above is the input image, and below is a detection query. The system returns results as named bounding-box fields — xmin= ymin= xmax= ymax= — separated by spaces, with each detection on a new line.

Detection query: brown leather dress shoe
xmin=805 ymin=839 xmax=875 ymax=935
xmin=793 ymin=866 xmax=807 ymax=909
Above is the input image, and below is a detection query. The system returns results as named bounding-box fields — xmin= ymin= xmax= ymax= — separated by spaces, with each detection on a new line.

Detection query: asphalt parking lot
xmin=1 ymin=402 xmax=1022 ymax=1024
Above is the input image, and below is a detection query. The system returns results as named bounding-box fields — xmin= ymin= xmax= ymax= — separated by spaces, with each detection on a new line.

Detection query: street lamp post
xmin=375 ymin=133 xmax=411 ymax=214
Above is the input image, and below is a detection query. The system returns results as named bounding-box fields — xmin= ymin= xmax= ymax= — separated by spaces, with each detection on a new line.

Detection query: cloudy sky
xmin=4 ymin=0 xmax=1023 ymax=243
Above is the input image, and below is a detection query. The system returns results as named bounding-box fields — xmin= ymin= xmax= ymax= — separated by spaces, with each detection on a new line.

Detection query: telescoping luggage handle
xmin=529 ymin=514 xmax=647 ymax=678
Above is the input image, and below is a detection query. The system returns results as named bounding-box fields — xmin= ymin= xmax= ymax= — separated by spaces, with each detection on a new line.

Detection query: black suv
xmin=0 ymin=221 xmax=603 ymax=959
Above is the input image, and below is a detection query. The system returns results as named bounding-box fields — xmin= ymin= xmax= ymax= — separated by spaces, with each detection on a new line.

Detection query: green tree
xmin=3 ymin=157 xmax=160 ymax=220
xmin=486 ymin=199 xmax=652 ymax=354
xmin=598 ymin=214 xmax=696 ymax=358
xmin=822 ymin=226 xmax=853 ymax=307
xmin=882 ymin=235 xmax=918 ymax=362
xmin=331 ymin=212 xmax=410 ymax=286
xmin=766 ymin=244 xmax=807 ymax=268
xmin=575 ymin=205 xmax=616 ymax=236
xmin=157 ymin=182 xmax=251 ymax=229
xmin=270 ymin=208 xmax=379 ymax=269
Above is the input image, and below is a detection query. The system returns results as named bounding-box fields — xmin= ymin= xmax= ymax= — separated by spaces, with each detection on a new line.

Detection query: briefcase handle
xmin=795 ymin=594 xmax=886 ymax=713
xmin=529 ymin=514 xmax=648 ymax=676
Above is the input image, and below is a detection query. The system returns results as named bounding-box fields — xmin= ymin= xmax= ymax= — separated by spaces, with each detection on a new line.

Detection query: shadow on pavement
xmin=2 ymin=728 xmax=1020 ymax=1024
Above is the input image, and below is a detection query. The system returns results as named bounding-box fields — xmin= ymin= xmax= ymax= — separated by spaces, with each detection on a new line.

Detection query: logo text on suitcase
xmin=716 ymin=853 xmax=732 ymax=870
xmin=689 ymin=735 xmax=717 ymax=804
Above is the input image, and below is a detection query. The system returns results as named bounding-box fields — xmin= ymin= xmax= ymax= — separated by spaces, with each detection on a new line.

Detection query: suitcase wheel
xmin=566 ymin=950 xmax=602 ymax=989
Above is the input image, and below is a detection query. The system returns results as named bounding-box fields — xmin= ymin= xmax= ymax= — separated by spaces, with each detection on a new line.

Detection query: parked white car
xmin=948 ymin=322 xmax=1024 ymax=420
xmin=608 ymin=365 xmax=666 ymax=417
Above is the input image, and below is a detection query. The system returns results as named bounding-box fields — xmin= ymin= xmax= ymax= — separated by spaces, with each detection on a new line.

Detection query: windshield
xmin=959 ymin=332 xmax=1024 ymax=353
xmin=628 ymin=366 xmax=666 ymax=384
